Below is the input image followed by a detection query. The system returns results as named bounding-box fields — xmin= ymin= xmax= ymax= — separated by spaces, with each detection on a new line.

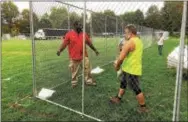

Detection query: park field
xmin=1 ymin=37 xmax=187 ymax=121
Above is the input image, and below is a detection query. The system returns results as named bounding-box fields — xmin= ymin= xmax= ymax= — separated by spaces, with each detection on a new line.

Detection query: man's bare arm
xmin=114 ymin=39 xmax=135 ymax=70
xmin=87 ymin=43 xmax=99 ymax=56
xmin=57 ymin=37 xmax=68 ymax=56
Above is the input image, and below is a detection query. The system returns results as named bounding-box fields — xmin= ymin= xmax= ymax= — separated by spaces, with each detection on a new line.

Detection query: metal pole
xmin=172 ymin=1 xmax=187 ymax=122
xmin=105 ymin=16 xmax=107 ymax=34
xmin=152 ymin=28 xmax=155 ymax=44
xmin=67 ymin=4 xmax=71 ymax=79
xmin=36 ymin=96 xmax=102 ymax=121
xmin=67 ymin=4 xmax=70 ymax=30
xmin=0 ymin=1 xmax=2 ymax=121
xmin=105 ymin=16 xmax=107 ymax=56
xmin=29 ymin=1 xmax=37 ymax=97
xmin=90 ymin=12 xmax=93 ymax=58
xmin=116 ymin=17 xmax=118 ymax=37
xmin=90 ymin=12 xmax=93 ymax=39
xmin=82 ymin=0 xmax=86 ymax=117
xmin=122 ymin=22 xmax=124 ymax=36
xmin=115 ymin=17 xmax=119 ymax=59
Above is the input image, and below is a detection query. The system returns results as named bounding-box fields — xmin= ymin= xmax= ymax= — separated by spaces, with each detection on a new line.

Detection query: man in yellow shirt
xmin=110 ymin=24 xmax=148 ymax=113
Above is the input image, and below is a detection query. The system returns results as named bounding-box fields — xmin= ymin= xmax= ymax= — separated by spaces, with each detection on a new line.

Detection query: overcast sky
xmin=14 ymin=1 xmax=164 ymax=17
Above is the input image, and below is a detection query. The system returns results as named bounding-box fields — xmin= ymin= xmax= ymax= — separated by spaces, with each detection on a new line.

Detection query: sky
xmin=13 ymin=1 xmax=164 ymax=17
xmin=14 ymin=2 xmax=29 ymax=12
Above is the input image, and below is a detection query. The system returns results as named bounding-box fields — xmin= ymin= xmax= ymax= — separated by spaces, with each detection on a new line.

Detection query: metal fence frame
xmin=30 ymin=1 xmax=187 ymax=121
xmin=0 ymin=1 xmax=2 ymax=122
xmin=172 ymin=1 xmax=187 ymax=122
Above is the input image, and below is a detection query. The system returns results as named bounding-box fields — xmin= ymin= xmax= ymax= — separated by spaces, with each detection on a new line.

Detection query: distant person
xmin=119 ymin=38 xmax=127 ymax=52
xmin=57 ymin=21 xmax=99 ymax=88
xmin=110 ymin=24 xmax=148 ymax=113
xmin=157 ymin=33 xmax=165 ymax=56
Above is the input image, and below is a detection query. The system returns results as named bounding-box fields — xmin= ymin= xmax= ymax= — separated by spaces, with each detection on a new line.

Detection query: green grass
xmin=2 ymin=37 xmax=187 ymax=121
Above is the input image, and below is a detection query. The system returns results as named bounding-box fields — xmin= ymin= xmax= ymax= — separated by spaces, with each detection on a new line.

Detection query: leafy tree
xmin=144 ymin=5 xmax=161 ymax=29
xmin=1 ymin=1 xmax=19 ymax=34
xmin=49 ymin=7 xmax=68 ymax=28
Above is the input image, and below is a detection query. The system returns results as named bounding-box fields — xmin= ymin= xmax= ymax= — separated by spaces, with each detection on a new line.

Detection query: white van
xmin=34 ymin=29 xmax=46 ymax=40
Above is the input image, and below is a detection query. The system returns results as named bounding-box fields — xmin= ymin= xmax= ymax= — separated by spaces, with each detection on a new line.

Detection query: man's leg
xmin=128 ymin=74 xmax=148 ymax=113
xmin=69 ymin=60 xmax=81 ymax=88
xmin=110 ymin=72 xmax=127 ymax=104
xmin=84 ymin=57 xmax=96 ymax=86
xmin=159 ymin=45 xmax=163 ymax=55
xmin=158 ymin=45 xmax=161 ymax=55
xmin=160 ymin=45 xmax=163 ymax=55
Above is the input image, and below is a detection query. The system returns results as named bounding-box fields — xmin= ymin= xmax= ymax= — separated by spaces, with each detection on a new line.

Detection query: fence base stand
xmin=36 ymin=96 xmax=102 ymax=121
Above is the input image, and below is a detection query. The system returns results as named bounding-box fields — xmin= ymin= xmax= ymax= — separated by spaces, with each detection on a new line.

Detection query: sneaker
xmin=85 ymin=79 xmax=97 ymax=86
xmin=72 ymin=84 xmax=77 ymax=88
xmin=85 ymin=82 xmax=96 ymax=86
xmin=137 ymin=107 xmax=149 ymax=113
xmin=110 ymin=96 xmax=121 ymax=104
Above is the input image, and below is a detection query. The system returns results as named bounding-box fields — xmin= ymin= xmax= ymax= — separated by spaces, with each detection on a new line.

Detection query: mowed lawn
xmin=1 ymin=37 xmax=187 ymax=121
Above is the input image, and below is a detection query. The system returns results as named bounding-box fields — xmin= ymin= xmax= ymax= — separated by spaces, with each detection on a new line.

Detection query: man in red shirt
xmin=57 ymin=21 xmax=99 ymax=88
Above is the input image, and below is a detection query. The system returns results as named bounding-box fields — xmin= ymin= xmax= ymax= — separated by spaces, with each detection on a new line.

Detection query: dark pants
xmin=120 ymin=72 xmax=142 ymax=95
xmin=158 ymin=45 xmax=163 ymax=55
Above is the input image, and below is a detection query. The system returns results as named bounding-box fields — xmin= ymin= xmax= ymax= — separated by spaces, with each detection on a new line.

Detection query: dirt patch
xmin=8 ymin=100 xmax=58 ymax=119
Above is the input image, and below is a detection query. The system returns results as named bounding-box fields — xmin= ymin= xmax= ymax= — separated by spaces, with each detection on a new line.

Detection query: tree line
xmin=1 ymin=1 xmax=187 ymax=36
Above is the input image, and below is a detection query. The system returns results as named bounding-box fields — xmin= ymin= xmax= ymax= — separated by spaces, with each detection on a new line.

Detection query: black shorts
xmin=120 ymin=71 xmax=141 ymax=95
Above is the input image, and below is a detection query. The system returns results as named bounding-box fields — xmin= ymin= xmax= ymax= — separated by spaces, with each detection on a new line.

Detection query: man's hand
xmin=95 ymin=50 xmax=99 ymax=56
xmin=57 ymin=51 xmax=61 ymax=56
xmin=113 ymin=60 xmax=120 ymax=71
xmin=87 ymin=43 xmax=99 ymax=56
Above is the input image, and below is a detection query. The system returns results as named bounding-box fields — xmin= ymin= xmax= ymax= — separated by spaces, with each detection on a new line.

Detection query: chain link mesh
xmin=30 ymin=1 xmax=187 ymax=121
xmin=1 ymin=1 xmax=186 ymax=121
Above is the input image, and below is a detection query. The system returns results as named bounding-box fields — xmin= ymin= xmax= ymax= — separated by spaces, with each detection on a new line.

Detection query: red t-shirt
xmin=62 ymin=30 xmax=92 ymax=60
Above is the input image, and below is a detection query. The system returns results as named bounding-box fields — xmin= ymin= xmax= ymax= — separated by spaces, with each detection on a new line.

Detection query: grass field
xmin=2 ymin=37 xmax=187 ymax=121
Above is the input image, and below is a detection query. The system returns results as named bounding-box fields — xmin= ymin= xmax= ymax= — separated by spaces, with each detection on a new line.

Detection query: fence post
xmin=67 ymin=4 xmax=70 ymax=30
xmin=172 ymin=1 xmax=187 ymax=121
xmin=0 ymin=2 xmax=2 ymax=121
xmin=105 ymin=15 xmax=107 ymax=56
xmin=116 ymin=16 xmax=118 ymax=36
xmin=82 ymin=0 xmax=86 ymax=118
xmin=29 ymin=1 xmax=37 ymax=97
